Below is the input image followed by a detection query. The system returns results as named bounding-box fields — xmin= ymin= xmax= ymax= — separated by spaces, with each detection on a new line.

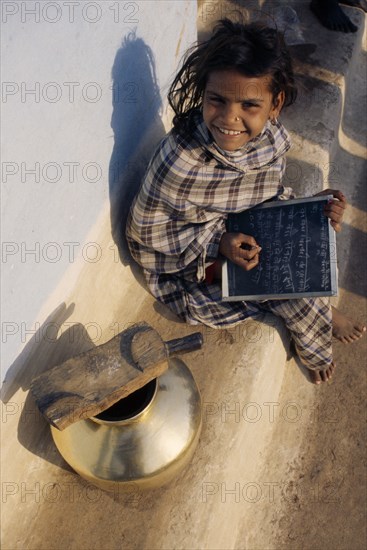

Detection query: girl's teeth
xmin=218 ymin=127 xmax=242 ymax=136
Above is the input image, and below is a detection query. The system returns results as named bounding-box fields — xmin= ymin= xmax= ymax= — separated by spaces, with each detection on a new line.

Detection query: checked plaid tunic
xmin=126 ymin=110 xmax=332 ymax=371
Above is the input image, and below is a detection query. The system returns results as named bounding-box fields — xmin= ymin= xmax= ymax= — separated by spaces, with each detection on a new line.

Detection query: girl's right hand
xmin=219 ymin=232 xmax=262 ymax=271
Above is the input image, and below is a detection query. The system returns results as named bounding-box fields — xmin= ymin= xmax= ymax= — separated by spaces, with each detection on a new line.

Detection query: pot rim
xmin=90 ymin=378 xmax=158 ymax=426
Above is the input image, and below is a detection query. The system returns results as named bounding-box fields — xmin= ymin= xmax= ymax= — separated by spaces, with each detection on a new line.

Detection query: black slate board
xmin=222 ymin=196 xmax=338 ymax=301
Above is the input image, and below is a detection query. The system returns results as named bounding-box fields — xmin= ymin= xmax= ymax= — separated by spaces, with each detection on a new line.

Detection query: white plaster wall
xmin=1 ymin=0 xmax=197 ymax=381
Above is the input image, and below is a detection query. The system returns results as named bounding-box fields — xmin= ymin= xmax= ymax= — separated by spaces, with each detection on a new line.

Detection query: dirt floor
xmin=256 ymin=31 xmax=367 ymax=549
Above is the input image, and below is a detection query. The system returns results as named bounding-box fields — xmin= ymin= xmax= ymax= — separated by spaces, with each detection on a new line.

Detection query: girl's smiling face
xmin=202 ymin=70 xmax=285 ymax=151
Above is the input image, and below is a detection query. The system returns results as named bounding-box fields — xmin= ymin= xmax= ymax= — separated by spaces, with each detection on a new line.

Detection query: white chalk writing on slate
xmin=224 ymin=196 xmax=336 ymax=300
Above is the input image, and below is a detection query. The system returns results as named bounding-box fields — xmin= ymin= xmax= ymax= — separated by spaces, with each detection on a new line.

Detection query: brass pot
xmin=51 ymin=358 xmax=202 ymax=491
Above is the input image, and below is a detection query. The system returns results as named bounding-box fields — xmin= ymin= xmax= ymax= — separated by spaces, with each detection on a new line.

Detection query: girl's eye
xmin=242 ymin=102 xmax=260 ymax=109
xmin=208 ymin=96 xmax=223 ymax=103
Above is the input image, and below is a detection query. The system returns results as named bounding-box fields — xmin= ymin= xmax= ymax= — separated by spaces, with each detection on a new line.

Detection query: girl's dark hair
xmin=168 ymin=18 xmax=297 ymax=136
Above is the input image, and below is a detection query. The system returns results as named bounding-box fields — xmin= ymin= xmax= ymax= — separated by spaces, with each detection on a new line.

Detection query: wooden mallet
xmin=30 ymin=322 xmax=203 ymax=431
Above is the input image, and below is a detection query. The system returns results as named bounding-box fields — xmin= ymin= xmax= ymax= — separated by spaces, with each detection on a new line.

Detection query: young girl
xmin=126 ymin=19 xmax=365 ymax=384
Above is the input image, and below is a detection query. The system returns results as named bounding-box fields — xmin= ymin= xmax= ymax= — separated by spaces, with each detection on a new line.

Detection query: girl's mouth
xmin=214 ymin=125 xmax=247 ymax=136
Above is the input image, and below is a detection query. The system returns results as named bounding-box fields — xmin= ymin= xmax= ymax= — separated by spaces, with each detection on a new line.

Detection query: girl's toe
xmin=310 ymin=370 xmax=322 ymax=384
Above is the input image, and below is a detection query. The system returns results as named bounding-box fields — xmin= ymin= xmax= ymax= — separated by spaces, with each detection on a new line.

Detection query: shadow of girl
xmin=108 ymin=31 xmax=166 ymax=266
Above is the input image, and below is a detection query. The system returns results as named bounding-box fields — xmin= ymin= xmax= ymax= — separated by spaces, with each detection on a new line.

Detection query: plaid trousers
xmin=146 ymin=272 xmax=332 ymax=372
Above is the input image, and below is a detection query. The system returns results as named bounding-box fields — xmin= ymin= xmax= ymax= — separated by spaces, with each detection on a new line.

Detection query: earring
xmin=270 ymin=118 xmax=277 ymax=126
xmin=235 ymin=116 xmax=240 ymax=121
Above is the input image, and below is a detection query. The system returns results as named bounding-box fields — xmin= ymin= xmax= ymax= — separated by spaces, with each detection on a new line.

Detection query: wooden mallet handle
xmin=131 ymin=330 xmax=203 ymax=371
xmin=164 ymin=333 xmax=203 ymax=357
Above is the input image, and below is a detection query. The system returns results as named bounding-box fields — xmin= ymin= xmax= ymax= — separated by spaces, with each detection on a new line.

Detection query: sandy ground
xmin=269 ymin=39 xmax=367 ymax=549
xmin=245 ymin=14 xmax=367 ymax=546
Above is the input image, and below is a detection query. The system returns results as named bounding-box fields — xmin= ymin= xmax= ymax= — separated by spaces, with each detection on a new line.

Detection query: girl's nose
xmin=222 ymin=103 xmax=241 ymax=124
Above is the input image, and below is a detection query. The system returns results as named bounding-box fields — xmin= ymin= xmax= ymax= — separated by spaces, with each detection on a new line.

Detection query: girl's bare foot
xmin=309 ymin=362 xmax=336 ymax=385
xmin=332 ymin=306 xmax=366 ymax=343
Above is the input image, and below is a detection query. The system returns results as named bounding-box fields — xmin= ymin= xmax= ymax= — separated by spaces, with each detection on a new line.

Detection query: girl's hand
xmin=219 ymin=232 xmax=261 ymax=271
xmin=314 ymin=189 xmax=347 ymax=232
